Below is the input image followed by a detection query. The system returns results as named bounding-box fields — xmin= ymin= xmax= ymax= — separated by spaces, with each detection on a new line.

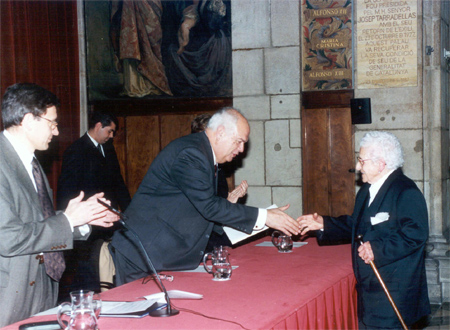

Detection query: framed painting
xmin=84 ymin=0 xmax=232 ymax=102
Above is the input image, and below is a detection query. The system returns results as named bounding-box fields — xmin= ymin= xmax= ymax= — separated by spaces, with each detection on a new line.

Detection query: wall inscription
xmin=356 ymin=0 xmax=417 ymax=89
xmin=301 ymin=0 xmax=353 ymax=91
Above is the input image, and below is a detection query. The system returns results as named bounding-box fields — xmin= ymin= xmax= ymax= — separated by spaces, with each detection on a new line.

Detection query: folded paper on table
xmin=35 ymin=290 xmax=202 ymax=318
xmin=101 ymin=290 xmax=202 ymax=318
xmin=35 ymin=300 xmax=163 ymax=319
xmin=223 ymin=204 xmax=277 ymax=244
xmin=142 ymin=290 xmax=203 ymax=300
xmin=100 ymin=300 xmax=163 ymax=318
xmin=34 ymin=308 xmax=60 ymax=317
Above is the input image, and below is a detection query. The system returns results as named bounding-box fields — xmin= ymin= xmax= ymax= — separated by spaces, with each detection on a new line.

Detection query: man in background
xmin=111 ymin=107 xmax=301 ymax=285
xmin=57 ymin=111 xmax=130 ymax=293
xmin=0 ymin=83 xmax=118 ymax=327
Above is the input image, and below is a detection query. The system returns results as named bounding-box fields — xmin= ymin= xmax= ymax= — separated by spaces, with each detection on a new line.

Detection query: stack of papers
xmin=34 ymin=290 xmax=202 ymax=319
xmin=100 ymin=290 xmax=203 ymax=318
xmin=100 ymin=300 xmax=161 ymax=318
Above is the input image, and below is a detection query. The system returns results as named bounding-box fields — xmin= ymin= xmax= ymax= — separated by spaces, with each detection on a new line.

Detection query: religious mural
xmin=85 ymin=0 xmax=232 ymax=101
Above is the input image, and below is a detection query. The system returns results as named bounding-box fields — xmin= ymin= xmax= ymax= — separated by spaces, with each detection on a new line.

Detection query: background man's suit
xmin=57 ymin=133 xmax=130 ymax=292
xmin=111 ymin=132 xmax=258 ymax=284
xmin=318 ymin=168 xmax=430 ymax=328
xmin=0 ymin=133 xmax=88 ymax=327
xmin=57 ymin=133 xmax=130 ymax=215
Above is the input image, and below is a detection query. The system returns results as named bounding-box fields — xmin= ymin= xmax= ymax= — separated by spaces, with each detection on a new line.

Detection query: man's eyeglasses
xmin=38 ymin=116 xmax=58 ymax=129
xmin=357 ymin=157 xmax=373 ymax=166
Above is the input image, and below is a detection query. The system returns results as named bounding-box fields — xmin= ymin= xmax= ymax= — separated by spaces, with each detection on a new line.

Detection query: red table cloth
xmin=4 ymin=237 xmax=357 ymax=330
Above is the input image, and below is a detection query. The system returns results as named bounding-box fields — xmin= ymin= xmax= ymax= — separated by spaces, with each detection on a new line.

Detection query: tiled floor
xmin=423 ymin=302 xmax=450 ymax=329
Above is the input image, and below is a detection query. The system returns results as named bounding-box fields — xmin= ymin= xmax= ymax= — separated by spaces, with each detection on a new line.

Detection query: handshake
xmin=264 ymin=205 xmax=323 ymax=237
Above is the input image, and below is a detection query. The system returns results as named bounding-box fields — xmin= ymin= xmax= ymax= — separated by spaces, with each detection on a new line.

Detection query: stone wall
xmin=232 ymin=0 xmax=302 ymax=218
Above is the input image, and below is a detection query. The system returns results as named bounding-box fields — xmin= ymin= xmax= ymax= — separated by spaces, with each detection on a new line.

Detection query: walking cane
xmin=356 ymin=235 xmax=408 ymax=330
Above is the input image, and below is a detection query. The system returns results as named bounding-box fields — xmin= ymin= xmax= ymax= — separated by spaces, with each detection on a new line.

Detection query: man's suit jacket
xmin=0 ymin=132 xmax=87 ymax=327
xmin=318 ymin=169 xmax=430 ymax=328
xmin=111 ymin=132 xmax=258 ymax=277
xmin=57 ymin=133 xmax=131 ymax=239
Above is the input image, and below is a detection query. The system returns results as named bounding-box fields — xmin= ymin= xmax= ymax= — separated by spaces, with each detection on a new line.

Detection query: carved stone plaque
xmin=356 ymin=0 xmax=418 ymax=89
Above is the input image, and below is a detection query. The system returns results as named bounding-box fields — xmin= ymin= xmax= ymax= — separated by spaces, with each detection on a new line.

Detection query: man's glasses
xmin=357 ymin=157 xmax=373 ymax=166
xmin=38 ymin=116 xmax=58 ymax=129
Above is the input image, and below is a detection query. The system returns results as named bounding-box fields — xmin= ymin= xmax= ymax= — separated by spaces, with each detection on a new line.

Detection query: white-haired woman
xmin=298 ymin=131 xmax=430 ymax=329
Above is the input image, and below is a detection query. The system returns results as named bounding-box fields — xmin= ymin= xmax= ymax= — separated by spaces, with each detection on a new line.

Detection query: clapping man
xmin=0 ymin=83 xmax=118 ymax=327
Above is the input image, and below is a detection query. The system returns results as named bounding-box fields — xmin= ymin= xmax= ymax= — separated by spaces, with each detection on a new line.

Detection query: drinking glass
xmin=272 ymin=231 xmax=293 ymax=253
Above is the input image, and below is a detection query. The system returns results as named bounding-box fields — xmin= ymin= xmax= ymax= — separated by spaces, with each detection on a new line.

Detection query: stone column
xmin=422 ymin=0 xmax=450 ymax=304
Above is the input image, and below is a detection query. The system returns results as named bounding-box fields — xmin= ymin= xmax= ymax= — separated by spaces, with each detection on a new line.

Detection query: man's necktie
xmin=31 ymin=158 xmax=66 ymax=281
xmin=97 ymin=143 xmax=104 ymax=157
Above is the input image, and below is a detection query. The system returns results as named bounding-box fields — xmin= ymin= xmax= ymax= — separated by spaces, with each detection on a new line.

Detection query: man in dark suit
xmin=110 ymin=108 xmax=301 ymax=285
xmin=190 ymin=113 xmax=248 ymax=251
xmin=0 ymin=83 xmax=118 ymax=327
xmin=57 ymin=111 xmax=131 ymax=292
xmin=57 ymin=112 xmax=130 ymax=227
xmin=299 ymin=131 xmax=430 ymax=329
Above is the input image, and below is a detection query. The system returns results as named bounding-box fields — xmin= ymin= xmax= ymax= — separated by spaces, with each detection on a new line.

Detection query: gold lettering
xmin=315 ymin=42 xmax=345 ymax=49
xmin=308 ymin=71 xmax=333 ymax=78
xmin=309 ymin=8 xmax=348 ymax=18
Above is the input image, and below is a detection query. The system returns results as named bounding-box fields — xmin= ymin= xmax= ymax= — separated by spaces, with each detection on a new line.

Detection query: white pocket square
xmin=371 ymin=212 xmax=390 ymax=225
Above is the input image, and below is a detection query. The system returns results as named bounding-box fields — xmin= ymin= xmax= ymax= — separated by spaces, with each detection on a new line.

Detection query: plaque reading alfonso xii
xmin=302 ymin=0 xmax=353 ymax=91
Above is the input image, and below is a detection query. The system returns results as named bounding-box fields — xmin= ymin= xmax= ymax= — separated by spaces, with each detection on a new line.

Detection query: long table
xmin=4 ymin=237 xmax=357 ymax=330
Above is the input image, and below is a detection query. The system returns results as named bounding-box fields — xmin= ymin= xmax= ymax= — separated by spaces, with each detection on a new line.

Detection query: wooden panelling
xmin=302 ymin=90 xmax=355 ymax=217
xmin=160 ymin=114 xmax=197 ymax=149
xmin=329 ymin=108 xmax=355 ymax=216
xmin=115 ymin=116 xmax=127 ymax=186
xmin=94 ymin=97 xmax=232 ymax=197
xmin=302 ymin=90 xmax=354 ymax=109
xmin=126 ymin=116 xmax=160 ymax=196
xmin=90 ymin=97 xmax=232 ymax=117
xmin=302 ymin=108 xmax=331 ymax=216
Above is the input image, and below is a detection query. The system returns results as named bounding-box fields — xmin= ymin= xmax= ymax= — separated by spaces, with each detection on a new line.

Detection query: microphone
xmin=98 ymin=199 xmax=179 ymax=317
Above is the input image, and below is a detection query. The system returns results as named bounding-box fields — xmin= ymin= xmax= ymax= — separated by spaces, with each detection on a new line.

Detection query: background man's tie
xmin=31 ymin=158 xmax=66 ymax=281
xmin=97 ymin=143 xmax=104 ymax=157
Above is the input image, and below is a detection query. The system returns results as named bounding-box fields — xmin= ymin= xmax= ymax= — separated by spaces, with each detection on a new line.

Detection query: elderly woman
xmin=298 ymin=131 xmax=430 ymax=330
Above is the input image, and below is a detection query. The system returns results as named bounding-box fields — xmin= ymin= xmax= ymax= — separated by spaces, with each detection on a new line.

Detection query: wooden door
xmin=92 ymin=97 xmax=232 ymax=196
xmin=302 ymin=91 xmax=355 ymax=217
